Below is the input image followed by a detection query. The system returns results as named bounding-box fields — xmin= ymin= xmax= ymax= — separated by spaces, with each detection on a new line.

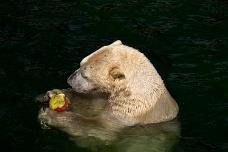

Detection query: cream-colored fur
xmin=67 ymin=40 xmax=179 ymax=126
xmin=38 ymin=40 xmax=179 ymax=147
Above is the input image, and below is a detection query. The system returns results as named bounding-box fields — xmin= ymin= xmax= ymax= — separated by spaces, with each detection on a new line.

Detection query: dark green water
xmin=0 ymin=0 xmax=228 ymax=152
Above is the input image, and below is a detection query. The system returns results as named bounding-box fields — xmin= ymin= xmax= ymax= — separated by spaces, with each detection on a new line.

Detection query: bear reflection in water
xmin=38 ymin=89 xmax=180 ymax=152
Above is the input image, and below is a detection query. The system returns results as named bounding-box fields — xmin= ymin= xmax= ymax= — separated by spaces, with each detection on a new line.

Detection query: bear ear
xmin=110 ymin=40 xmax=122 ymax=46
xmin=109 ymin=67 xmax=125 ymax=80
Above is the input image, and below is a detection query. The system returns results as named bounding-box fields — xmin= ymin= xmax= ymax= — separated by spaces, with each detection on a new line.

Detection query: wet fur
xmin=38 ymin=40 xmax=179 ymax=141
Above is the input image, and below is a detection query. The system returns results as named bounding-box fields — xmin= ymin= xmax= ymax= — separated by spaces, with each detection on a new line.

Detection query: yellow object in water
xmin=49 ymin=94 xmax=69 ymax=112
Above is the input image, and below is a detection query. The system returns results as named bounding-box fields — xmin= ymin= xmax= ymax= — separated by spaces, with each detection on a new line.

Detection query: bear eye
xmin=81 ymin=72 xmax=88 ymax=79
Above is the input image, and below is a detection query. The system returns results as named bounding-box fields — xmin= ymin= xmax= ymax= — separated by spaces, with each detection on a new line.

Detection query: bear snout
xmin=67 ymin=69 xmax=79 ymax=87
xmin=67 ymin=69 xmax=88 ymax=93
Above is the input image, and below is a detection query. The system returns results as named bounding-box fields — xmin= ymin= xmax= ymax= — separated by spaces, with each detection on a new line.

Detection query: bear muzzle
xmin=67 ymin=69 xmax=95 ymax=93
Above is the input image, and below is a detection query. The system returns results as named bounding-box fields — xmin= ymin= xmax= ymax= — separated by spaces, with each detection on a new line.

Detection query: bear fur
xmin=38 ymin=40 xmax=179 ymax=138
xmin=67 ymin=40 xmax=179 ymax=125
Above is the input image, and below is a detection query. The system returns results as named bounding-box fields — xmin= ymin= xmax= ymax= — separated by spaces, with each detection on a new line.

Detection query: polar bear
xmin=38 ymin=40 xmax=179 ymax=138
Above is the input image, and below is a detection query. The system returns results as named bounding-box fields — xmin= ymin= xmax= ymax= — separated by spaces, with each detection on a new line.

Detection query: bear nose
xmin=67 ymin=69 xmax=79 ymax=86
